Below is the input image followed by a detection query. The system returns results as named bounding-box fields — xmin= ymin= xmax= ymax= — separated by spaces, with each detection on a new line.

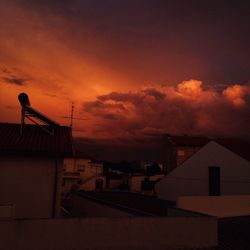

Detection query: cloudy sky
xmin=0 ymin=0 xmax=250 ymax=160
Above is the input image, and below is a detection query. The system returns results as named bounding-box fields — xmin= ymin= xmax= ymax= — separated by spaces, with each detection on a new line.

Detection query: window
xmin=77 ymin=164 xmax=85 ymax=172
xmin=177 ymin=149 xmax=185 ymax=156
xmin=208 ymin=166 xmax=220 ymax=196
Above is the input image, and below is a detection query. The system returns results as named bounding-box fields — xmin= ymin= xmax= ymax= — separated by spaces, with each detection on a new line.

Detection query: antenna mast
xmin=70 ymin=102 xmax=74 ymax=128
xmin=61 ymin=102 xmax=86 ymax=128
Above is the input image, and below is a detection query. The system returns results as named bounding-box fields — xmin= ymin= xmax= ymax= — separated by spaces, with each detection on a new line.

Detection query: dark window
xmin=77 ymin=164 xmax=85 ymax=171
xmin=208 ymin=166 xmax=220 ymax=196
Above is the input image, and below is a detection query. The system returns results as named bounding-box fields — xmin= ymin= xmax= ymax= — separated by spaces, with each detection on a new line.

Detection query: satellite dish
xmin=18 ymin=93 xmax=30 ymax=106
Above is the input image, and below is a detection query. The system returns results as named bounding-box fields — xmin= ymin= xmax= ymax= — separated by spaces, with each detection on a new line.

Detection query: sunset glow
xmin=0 ymin=0 xmax=250 ymax=159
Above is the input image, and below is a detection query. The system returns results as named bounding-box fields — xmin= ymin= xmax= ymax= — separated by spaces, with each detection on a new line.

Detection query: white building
xmin=156 ymin=141 xmax=250 ymax=202
xmin=0 ymin=123 xmax=73 ymax=219
xmin=62 ymin=154 xmax=105 ymax=196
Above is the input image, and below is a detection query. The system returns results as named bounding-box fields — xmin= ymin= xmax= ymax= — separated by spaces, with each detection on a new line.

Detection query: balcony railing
xmin=63 ymin=172 xmax=80 ymax=179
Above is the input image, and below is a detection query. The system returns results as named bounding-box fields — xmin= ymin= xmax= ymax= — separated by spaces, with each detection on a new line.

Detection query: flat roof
xmin=76 ymin=191 xmax=175 ymax=216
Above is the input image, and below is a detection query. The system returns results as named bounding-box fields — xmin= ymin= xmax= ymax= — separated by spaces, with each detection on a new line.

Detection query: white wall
xmin=178 ymin=195 xmax=250 ymax=218
xmin=0 ymin=217 xmax=217 ymax=249
xmin=155 ymin=141 xmax=250 ymax=201
xmin=63 ymin=158 xmax=104 ymax=191
xmin=0 ymin=157 xmax=62 ymax=219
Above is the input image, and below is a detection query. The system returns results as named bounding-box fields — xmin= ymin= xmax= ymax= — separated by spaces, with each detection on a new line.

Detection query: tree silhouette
xmin=146 ymin=162 xmax=161 ymax=176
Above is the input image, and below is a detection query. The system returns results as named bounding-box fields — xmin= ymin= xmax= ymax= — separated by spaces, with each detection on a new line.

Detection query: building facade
xmin=62 ymin=156 xmax=105 ymax=197
xmin=156 ymin=141 xmax=250 ymax=202
xmin=0 ymin=123 xmax=73 ymax=219
xmin=163 ymin=134 xmax=209 ymax=173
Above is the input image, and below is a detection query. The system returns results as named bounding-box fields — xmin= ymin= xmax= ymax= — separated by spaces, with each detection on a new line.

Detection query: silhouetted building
xmin=163 ymin=134 xmax=209 ymax=173
xmin=0 ymin=123 xmax=73 ymax=219
xmin=163 ymin=134 xmax=250 ymax=174
xmin=62 ymin=152 xmax=105 ymax=197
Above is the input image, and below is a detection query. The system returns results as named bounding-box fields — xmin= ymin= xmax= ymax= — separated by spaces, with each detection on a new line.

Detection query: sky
xmin=0 ymin=0 xmax=250 ymax=160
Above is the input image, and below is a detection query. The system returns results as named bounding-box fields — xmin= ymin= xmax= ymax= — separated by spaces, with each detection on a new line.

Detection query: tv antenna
xmin=70 ymin=102 xmax=74 ymax=128
xmin=61 ymin=102 xmax=87 ymax=129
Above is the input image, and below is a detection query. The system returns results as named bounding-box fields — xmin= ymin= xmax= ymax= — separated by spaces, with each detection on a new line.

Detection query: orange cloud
xmin=81 ymin=80 xmax=250 ymax=140
xmin=177 ymin=79 xmax=202 ymax=100
xmin=223 ymin=84 xmax=249 ymax=108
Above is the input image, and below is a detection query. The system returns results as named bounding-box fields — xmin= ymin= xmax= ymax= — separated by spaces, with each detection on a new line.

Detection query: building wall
xmin=79 ymin=176 xmax=106 ymax=191
xmin=0 ymin=217 xmax=217 ymax=249
xmin=176 ymin=146 xmax=201 ymax=166
xmin=106 ymin=178 xmax=123 ymax=189
xmin=63 ymin=158 xmax=104 ymax=192
xmin=164 ymin=139 xmax=176 ymax=173
xmin=63 ymin=158 xmax=77 ymax=172
xmin=156 ymin=141 xmax=250 ymax=201
xmin=54 ymin=158 xmax=63 ymax=217
xmin=0 ymin=157 xmax=62 ymax=219
xmin=164 ymin=141 xmax=201 ymax=173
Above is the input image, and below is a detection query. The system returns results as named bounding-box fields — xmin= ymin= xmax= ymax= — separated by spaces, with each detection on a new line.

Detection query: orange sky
xmin=1 ymin=0 xmax=250 ymax=145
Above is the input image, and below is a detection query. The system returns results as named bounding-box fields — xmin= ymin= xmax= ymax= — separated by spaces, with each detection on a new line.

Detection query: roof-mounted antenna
xmin=61 ymin=102 xmax=86 ymax=129
xmin=70 ymin=102 xmax=74 ymax=128
xmin=18 ymin=93 xmax=59 ymax=136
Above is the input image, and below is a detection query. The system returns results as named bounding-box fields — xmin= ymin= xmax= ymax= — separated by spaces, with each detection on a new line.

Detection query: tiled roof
xmin=0 ymin=123 xmax=73 ymax=157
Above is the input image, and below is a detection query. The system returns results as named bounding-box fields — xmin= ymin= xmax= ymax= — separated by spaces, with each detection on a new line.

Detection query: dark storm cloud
xmin=44 ymin=93 xmax=71 ymax=100
xmin=85 ymin=100 xmax=125 ymax=110
xmin=98 ymin=92 xmax=142 ymax=104
xmin=74 ymin=135 xmax=163 ymax=161
xmin=84 ymin=100 xmax=126 ymax=121
xmin=1 ymin=76 xmax=27 ymax=86
xmin=142 ymin=88 xmax=166 ymax=100
xmin=0 ymin=66 xmax=31 ymax=86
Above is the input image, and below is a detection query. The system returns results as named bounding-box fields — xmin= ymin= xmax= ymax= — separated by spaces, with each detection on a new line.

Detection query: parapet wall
xmin=0 ymin=216 xmax=217 ymax=250
xmin=178 ymin=195 xmax=250 ymax=218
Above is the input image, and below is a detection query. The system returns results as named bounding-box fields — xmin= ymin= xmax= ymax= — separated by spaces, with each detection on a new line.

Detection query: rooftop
xmin=76 ymin=191 xmax=175 ymax=216
xmin=166 ymin=134 xmax=250 ymax=161
xmin=0 ymin=123 xmax=73 ymax=157
xmin=166 ymin=134 xmax=210 ymax=147
xmin=73 ymin=149 xmax=92 ymax=159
